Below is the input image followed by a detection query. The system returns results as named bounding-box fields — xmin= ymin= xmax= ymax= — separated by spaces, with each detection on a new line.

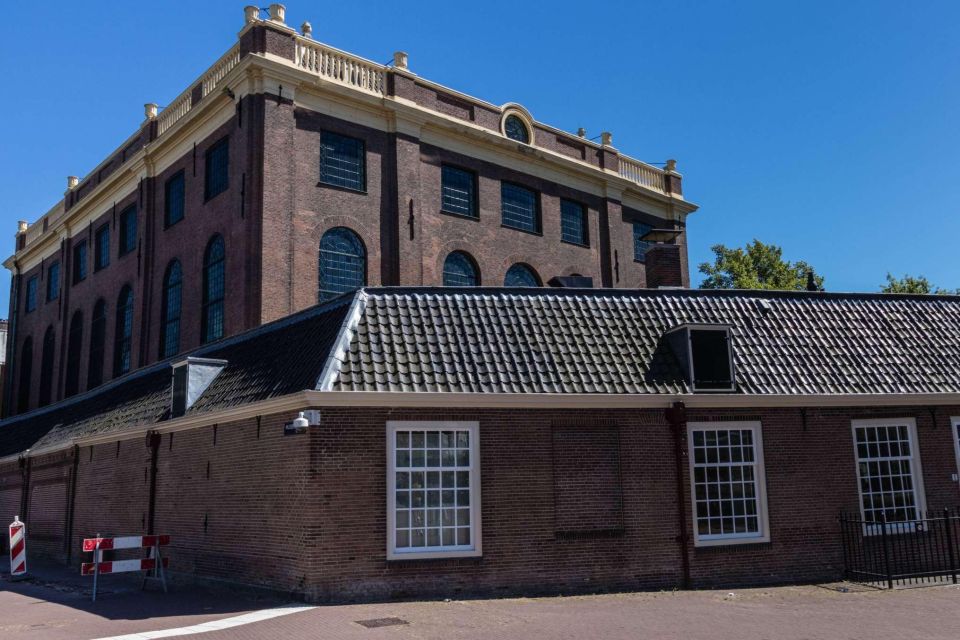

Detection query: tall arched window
xmin=16 ymin=337 xmax=32 ymax=414
xmin=64 ymin=311 xmax=83 ymax=398
xmin=38 ymin=326 xmax=56 ymax=407
xmin=504 ymin=263 xmax=541 ymax=287
xmin=319 ymin=227 xmax=365 ymax=301
xmin=160 ymin=260 xmax=183 ymax=358
xmin=114 ymin=286 xmax=134 ymax=377
xmin=442 ymin=251 xmax=480 ymax=287
xmin=88 ymin=299 xmax=106 ymax=390
xmin=202 ymin=235 xmax=225 ymax=344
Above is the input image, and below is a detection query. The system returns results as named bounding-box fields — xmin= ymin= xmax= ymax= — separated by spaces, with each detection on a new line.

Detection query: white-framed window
xmin=687 ymin=421 xmax=770 ymax=546
xmin=851 ymin=417 xmax=926 ymax=530
xmin=387 ymin=421 xmax=481 ymax=560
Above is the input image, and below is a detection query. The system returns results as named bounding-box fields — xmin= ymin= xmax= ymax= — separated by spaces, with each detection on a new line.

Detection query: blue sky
xmin=1 ymin=1 xmax=958 ymax=294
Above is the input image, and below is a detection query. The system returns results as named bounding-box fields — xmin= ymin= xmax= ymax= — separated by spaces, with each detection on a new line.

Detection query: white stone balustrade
xmin=618 ymin=156 xmax=667 ymax=192
xmin=295 ymin=37 xmax=386 ymax=95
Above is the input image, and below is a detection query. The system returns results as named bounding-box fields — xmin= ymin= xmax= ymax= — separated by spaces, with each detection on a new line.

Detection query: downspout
xmin=146 ymin=431 xmax=161 ymax=534
xmin=64 ymin=445 xmax=80 ymax=564
xmin=665 ymin=401 xmax=690 ymax=589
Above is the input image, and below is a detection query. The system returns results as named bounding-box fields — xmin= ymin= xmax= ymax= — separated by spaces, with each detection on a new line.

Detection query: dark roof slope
xmin=331 ymin=287 xmax=960 ymax=395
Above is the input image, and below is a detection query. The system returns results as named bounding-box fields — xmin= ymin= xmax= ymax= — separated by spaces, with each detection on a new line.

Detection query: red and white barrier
xmin=81 ymin=533 xmax=170 ymax=601
xmin=82 ymin=535 xmax=170 ymax=553
xmin=8 ymin=516 xmax=27 ymax=577
xmin=81 ymin=556 xmax=169 ymax=576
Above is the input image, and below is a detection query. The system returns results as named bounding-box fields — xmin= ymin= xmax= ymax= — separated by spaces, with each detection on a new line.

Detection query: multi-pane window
xmin=560 ymin=199 xmax=588 ymax=246
xmin=202 ymin=236 xmax=225 ymax=344
xmin=852 ymin=418 xmax=925 ymax=527
xmin=688 ymin=422 xmax=769 ymax=545
xmin=504 ymin=114 xmax=530 ymax=143
xmin=46 ymin=261 xmax=60 ymax=301
xmin=319 ymin=227 xmax=366 ymax=301
xmin=24 ymin=276 xmax=37 ymax=313
xmin=88 ymin=299 xmax=107 ymax=390
xmin=113 ymin=286 xmax=134 ymax=377
xmin=72 ymin=240 xmax=87 ymax=284
xmin=441 ymin=165 xmax=477 ymax=218
xmin=504 ymin=263 xmax=540 ymax=287
xmin=165 ymin=171 xmax=185 ymax=227
xmin=16 ymin=337 xmax=32 ymax=414
xmin=64 ymin=311 xmax=83 ymax=398
xmin=205 ymin=137 xmax=230 ymax=200
xmin=38 ymin=326 xmax=56 ymax=408
xmin=119 ymin=205 xmax=137 ymax=256
xmin=501 ymin=183 xmax=539 ymax=233
xmin=160 ymin=260 xmax=182 ymax=358
xmin=320 ymin=131 xmax=365 ymax=191
xmin=95 ymin=224 xmax=110 ymax=271
xmin=387 ymin=421 xmax=481 ymax=559
xmin=442 ymin=252 xmax=479 ymax=287
xmin=633 ymin=221 xmax=653 ymax=261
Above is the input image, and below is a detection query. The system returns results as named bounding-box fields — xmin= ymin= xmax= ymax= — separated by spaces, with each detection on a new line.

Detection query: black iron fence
xmin=840 ymin=509 xmax=960 ymax=588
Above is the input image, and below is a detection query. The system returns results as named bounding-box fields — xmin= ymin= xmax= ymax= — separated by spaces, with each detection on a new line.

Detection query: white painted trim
xmin=386 ymin=420 xmax=482 ymax=561
xmin=686 ymin=420 xmax=770 ymax=547
xmin=316 ymin=291 xmax=368 ymax=391
xmin=90 ymin=604 xmax=316 ymax=640
xmin=952 ymin=416 xmax=960 ymax=493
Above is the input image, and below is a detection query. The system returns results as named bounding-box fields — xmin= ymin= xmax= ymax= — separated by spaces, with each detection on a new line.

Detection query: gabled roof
xmin=4 ymin=286 xmax=960 ymax=459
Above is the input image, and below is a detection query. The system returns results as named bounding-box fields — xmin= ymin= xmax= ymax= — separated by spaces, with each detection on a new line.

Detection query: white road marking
xmin=90 ymin=604 xmax=317 ymax=639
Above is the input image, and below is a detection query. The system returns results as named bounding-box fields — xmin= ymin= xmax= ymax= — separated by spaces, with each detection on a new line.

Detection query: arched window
xmin=442 ymin=251 xmax=480 ymax=287
xmin=318 ymin=227 xmax=365 ymax=301
xmin=64 ymin=311 xmax=83 ymax=398
xmin=202 ymin=235 xmax=225 ymax=344
xmin=16 ymin=337 xmax=32 ymax=414
xmin=38 ymin=326 xmax=56 ymax=407
xmin=160 ymin=260 xmax=183 ymax=358
xmin=504 ymin=263 xmax=541 ymax=287
xmin=504 ymin=114 xmax=530 ymax=143
xmin=88 ymin=299 xmax=106 ymax=390
xmin=114 ymin=286 xmax=134 ymax=377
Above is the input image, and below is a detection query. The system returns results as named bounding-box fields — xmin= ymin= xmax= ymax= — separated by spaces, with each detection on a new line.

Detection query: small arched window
xmin=38 ymin=326 xmax=56 ymax=407
xmin=160 ymin=260 xmax=183 ymax=358
xmin=202 ymin=235 xmax=225 ymax=344
xmin=442 ymin=251 xmax=480 ymax=287
xmin=16 ymin=337 xmax=33 ymax=414
xmin=319 ymin=227 xmax=366 ymax=301
xmin=88 ymin=299 xmax=107 ymax=390
xmin=504 ymin=263 xmax=541 ymax=287
xmin=64 ymin=311 xmax=83 ymax=398
xmin=114 ymin=286 xmax=134 ymax=377
xmin=504 ymin=114 xmax=530 ymax=143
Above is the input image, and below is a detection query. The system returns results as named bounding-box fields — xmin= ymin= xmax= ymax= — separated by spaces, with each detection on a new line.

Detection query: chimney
xmin=645 ymin=244 xmax=684 ymax=289
xmin=170 ymin=357 xmax=227 ymax=418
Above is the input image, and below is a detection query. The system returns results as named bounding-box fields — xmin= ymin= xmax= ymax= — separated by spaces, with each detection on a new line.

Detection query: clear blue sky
xmin=2 ymin=1 xmax=958 ymax=295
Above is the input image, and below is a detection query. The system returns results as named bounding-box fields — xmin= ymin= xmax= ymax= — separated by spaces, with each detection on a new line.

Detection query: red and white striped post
xmin=8 ymin=516 xmax=27 ymax=579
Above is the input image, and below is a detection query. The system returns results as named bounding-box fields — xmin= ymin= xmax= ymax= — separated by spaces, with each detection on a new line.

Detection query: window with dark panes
xmin=202 ymin=235 xmax=225 ymax=343
xmin=46 ymin=261 xmax=60 ymax=301
xmin=504 ymin=114 xmax=530 ymax=143
xmin=204 ymin=137 xmax=229 ymax=200
xmin=72 ymin=240 xmax=87 ymax=284
xmin=24 ymin=276 xmax=37 ymax=313
xmin=852 ymin=419 xmax=925 ymax=528
xmin=441 ymin=165 xmax=477 ymax=218
xmin=165 ymin=170 xmax=185 ymax=227
xmin=320 ymin=131 xmax=365 ymax=191
xmin=64 ymin=311 xmax=83 ymax=398
xmin=88 ymin=299 xmax=106 ymax=390
xmin=160 ymin=260 xmax=183 ymax=358
xmin=504 ymin=263 xmax=540 ymax=287
xmin=560 ymin=199 xmax=588 ymax=246
xmin=501 ymin=182 xmax=539 ymax=233
xmin=690 ymin=329 xmax=734 ymax=391
xmin=633 ymin=221 xmax=652 ymax=261
xmin=16 ymin=337 xmax=32 ymax=413
xmin=94 ymin=224 xmax=110 ymax=271
xmin=114 ymin=286 xmax=134 ymax=376
xmin=442 ymin=252 xmax=479 ymax=287
xmin=38 ymin=326 xmax=55 ymax=407
xmin=318 ymin=227 xmax=365 ymax=301
xmin=119 ymin=205 xmax=137 ymax=256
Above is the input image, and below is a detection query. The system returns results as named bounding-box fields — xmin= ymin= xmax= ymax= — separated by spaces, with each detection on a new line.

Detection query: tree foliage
xmin=881 ymin=273 xmax=958 ymax=295
xmin=698 ymin=240 xmax=824 ymax=291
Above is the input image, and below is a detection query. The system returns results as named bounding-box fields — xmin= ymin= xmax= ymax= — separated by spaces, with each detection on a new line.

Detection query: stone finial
xmin=393 ymin=51 xmax=409 ymax=70
xmin=17 ymin=220 xmax=28 ymax=234
xmin=144 ymin=103 xmax=158 ymax=120
xmin=67 ymin=176 xmax=79 ymax=190
xmin=577 ymin=128 xmax=586 ymax=138
xmin=664 ymin=158 xmax=678 ymax=173
xmin=600 ymin=131 xmax=613 ymax=146
xmin=268 ymin=3 xmax=286 ymax=24
xmin=301 ymin=21 xmax=312 ymax=38
xmin=243 ymin=5 xmax=260 ymax=24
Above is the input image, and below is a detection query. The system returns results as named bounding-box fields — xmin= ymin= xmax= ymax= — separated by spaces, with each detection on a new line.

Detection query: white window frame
xmin=386 ymin=421 xmax=482 ymax=560
xmin=687 ymin=421 xmax=770 ymax=547
xmin=851 ymin=417 xmax=927 ymax=534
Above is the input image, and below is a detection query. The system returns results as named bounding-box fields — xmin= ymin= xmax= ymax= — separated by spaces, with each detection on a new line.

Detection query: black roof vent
xmin=548 ymin=275 xmax=594 ymax=288
xmin=664 ymin=324 xmax=735 ymax=392
xmin=170 ymin=357 xmax=228 ymax=418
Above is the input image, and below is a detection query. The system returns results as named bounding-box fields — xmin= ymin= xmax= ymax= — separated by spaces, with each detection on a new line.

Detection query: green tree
xmin=881 ymin=273 xmax=958 ymax=295
xmin=698 ymin=240 xmax=824 ymax=291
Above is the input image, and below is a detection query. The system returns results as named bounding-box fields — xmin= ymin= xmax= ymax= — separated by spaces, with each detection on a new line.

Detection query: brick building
xmin=2 ymin=4 xmax=696 ymax=417
xmin=1 ymin=287 xmax=960 ymax=599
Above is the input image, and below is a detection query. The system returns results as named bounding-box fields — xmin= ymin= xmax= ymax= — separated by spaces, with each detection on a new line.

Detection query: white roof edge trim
xmin=315 ymin=290 xmax=369 ymax=391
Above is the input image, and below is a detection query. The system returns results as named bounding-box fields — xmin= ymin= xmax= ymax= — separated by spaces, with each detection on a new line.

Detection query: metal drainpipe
xmin=64 ymin=445 xmax=81 ymax=564
xmin=665 ymin=401 xmax=691 ymax=589
xmin=146 ymin=431 xmax=161 ymax=534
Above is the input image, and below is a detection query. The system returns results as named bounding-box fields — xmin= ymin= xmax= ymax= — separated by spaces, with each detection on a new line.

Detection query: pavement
xmin=3 ymin=559 xmax=960 ymax=639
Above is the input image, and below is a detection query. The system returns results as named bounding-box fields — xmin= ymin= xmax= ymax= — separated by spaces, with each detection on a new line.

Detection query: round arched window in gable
xmin=504 ymin=263 xmax=541 ymax=287
xmin=503 ymin=114 xmax=530 ymax=143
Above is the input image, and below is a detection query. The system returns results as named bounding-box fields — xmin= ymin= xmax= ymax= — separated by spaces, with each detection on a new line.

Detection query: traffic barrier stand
xmin=8 ymin=516 xmax=27 ymax=580
xmin=81 ymin=534 xmax=170 ymax=602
